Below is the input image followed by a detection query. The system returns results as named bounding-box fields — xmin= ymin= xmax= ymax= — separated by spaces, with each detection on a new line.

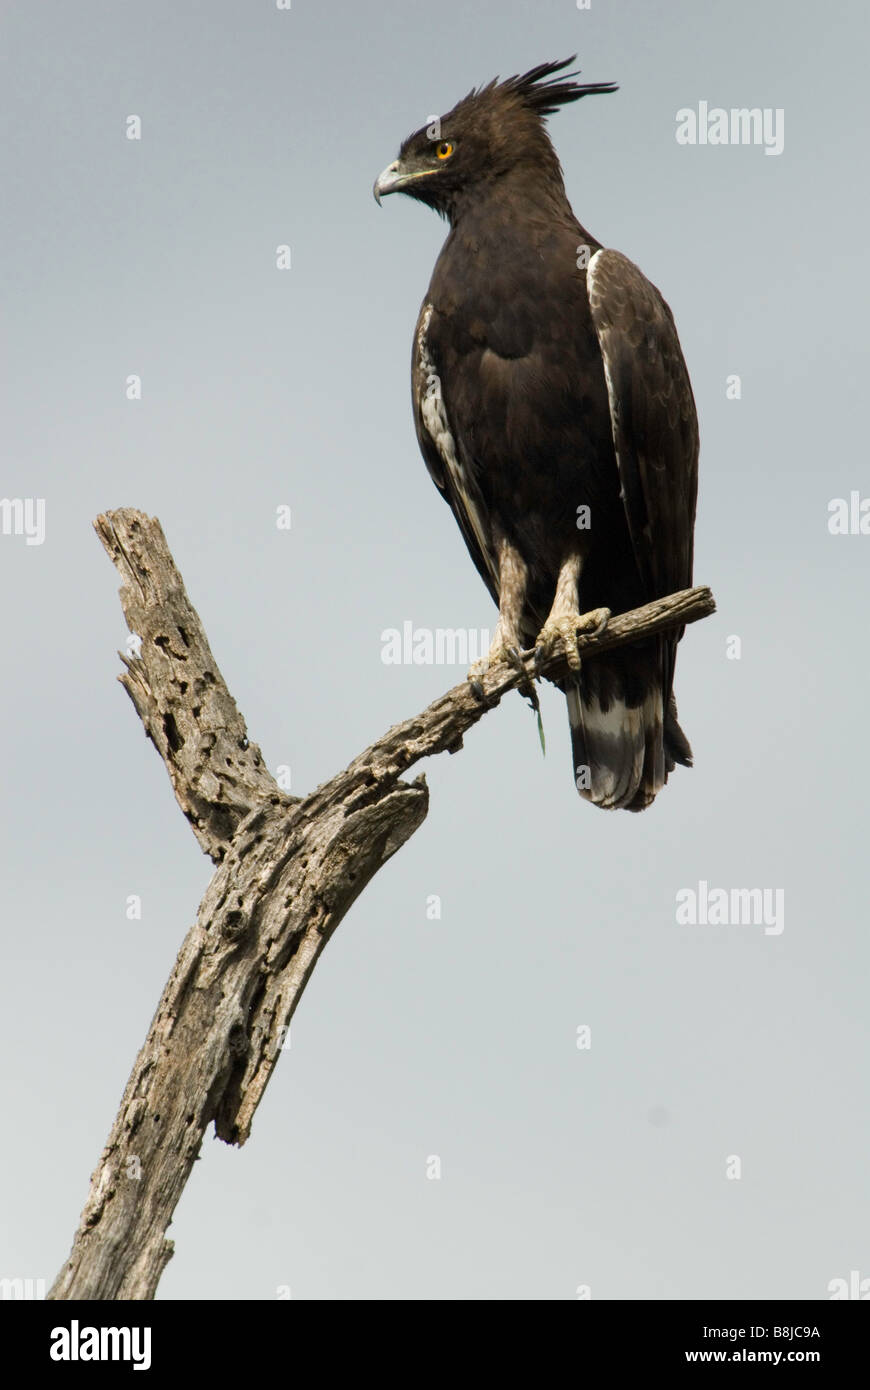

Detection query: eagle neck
xmin=446 ymin=165 xmax=573 ymax=232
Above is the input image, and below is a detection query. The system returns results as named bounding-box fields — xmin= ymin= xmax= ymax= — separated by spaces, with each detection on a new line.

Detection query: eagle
xmin=374 ymin=58 xmax=699 ymax=811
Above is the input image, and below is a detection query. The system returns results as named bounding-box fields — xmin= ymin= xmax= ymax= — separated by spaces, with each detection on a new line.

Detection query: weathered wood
xmin=48 ymin=508 xmax=715 ymax=1300
xmin=93 ymin=511 xmax=291 ymax=862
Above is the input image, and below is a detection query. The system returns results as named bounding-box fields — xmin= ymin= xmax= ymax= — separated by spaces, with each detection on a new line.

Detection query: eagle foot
xmin=467 ymin=642 xmax=536 ymax=705
xmin=534 ymin=608 xmax=611 ymax=672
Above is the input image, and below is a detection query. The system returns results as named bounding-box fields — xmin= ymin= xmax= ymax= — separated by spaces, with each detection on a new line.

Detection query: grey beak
xmin=373 ymin=160 xmax=403 ymax=205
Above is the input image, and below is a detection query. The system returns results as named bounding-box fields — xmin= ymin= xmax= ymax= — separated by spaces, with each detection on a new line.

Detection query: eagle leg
xmin=533 ymin=554 xmax=610 ymax=673
xmin=467 ymin=533 xmax=534 ymax=702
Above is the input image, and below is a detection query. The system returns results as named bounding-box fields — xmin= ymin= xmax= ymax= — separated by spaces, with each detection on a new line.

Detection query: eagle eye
xmin=435 ymin=140 xmax=454 ymax=161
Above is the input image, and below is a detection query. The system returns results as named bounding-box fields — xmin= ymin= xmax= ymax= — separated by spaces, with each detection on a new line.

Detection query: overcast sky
xmin=2 ymin=0 xmax=868 ymax=1300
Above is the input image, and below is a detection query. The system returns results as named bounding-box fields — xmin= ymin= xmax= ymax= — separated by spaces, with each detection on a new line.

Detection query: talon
xmin=503 ymin=644 xmax=539 ymax=709
xmin=578 ymin=603 xmax=614 ymax=636
xmin=534 ymin=607 xmax=611 ymax=672
xmin=469 ymin=637 xmax=538 ymax=711
xmin=534 ymin=615 xmax=582 ymax=671
xmin=466 ymin=628 xmax=523 ymax=688
xmin=504 ymin=645 xmax=527 ymax=674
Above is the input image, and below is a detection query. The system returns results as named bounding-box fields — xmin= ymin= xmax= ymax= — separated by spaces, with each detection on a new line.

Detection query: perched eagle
xmin=374 ymin=58 xmax=699 ymax=811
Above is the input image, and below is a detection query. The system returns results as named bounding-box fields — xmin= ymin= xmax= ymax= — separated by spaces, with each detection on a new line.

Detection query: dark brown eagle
xmin=374 ymin=58 xmax=699 ymax=810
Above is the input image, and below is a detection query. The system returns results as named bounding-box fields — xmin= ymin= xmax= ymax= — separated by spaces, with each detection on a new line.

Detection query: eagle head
xmin=373 ymin=56 xmax=617 ymax=220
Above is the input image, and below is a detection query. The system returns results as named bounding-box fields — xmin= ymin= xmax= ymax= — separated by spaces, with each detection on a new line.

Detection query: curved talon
xmin=505 ymin=644 xmax=540 ymax=711
xmin=469 ymin=642 xmax=538 ymax=712
xmin=504 ymin=645 xmax=527 ymax=674
xmin=533 ymin=606 xmax=611 ymax=673
xmin=586 ymin=607 xmax=611 ymax=638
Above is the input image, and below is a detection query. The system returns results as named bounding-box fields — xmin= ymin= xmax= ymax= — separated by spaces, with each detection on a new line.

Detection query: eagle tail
xmin=566 ymin=675 xmax=692 ymax=812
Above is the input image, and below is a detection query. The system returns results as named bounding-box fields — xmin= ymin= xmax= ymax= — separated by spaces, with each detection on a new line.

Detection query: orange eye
xmin=435 ymin=140 xmax=454 ymax=160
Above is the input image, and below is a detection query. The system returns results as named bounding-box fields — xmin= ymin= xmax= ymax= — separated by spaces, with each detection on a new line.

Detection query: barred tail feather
xmin=567 ymin=678 xmax=691 ymax=812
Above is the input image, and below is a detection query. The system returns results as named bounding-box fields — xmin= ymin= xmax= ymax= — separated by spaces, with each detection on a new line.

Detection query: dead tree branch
xmin=48 ymin=508 xmax=715 ymax=1300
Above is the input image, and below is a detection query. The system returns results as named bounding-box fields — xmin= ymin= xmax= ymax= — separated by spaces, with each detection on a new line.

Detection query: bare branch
xmin=327 ymin=584 xmax=716 ymax=806
xmin=49 ymin=509 xmax=715 ymax=1300
xmin=94 ymin=510 xmax=292 ymax=862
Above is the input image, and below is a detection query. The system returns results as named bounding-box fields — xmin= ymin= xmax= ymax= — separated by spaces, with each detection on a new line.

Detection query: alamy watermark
xmin=676 ymin=880 xmax=784 ymax=936
xmin=828 ymin=1270 xmax=870 ymax=1299
xmin=676 ymin=103 xmax=784 ymax=156
xmin=381 ymin=622 xmax=491 ymax=665
xmin=1 ymin=1276 xmax=45 ymax=1299
xmin=50 ymin=1321 xmax=151 ymax=1370
xmin=0 ymin=497 xmax=45 ymax=546
xmin=828 ymin=491 xmax=870 ymax=535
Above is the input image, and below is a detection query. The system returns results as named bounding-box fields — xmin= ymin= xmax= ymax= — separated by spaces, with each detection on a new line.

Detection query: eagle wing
xmin=587 ymin=248 xmax=699 ymax=606
xmin=411 ymin=300 xmax=500 ymax=607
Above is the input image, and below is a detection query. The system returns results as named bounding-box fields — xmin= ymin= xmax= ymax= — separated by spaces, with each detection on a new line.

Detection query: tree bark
xmin=48 ymin=508 xmax=715 ymax=1300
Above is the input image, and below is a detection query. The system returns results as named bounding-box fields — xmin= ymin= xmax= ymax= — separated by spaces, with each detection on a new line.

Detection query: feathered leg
xmin=533 ymin=553 xmax=610 ymax=671
xmin=467 ymin=532 xmax=529 ymax=688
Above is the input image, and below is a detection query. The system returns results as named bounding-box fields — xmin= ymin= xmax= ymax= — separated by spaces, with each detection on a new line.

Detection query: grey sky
xmin=1 ymin=0 xmax=867 ymax=1299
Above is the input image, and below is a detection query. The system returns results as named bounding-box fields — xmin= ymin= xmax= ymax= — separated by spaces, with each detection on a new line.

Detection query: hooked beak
xmin=373 ymin=160 xmax=402 ymax=205
xmin=373 ymin=159 xmax=436 ymax=205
